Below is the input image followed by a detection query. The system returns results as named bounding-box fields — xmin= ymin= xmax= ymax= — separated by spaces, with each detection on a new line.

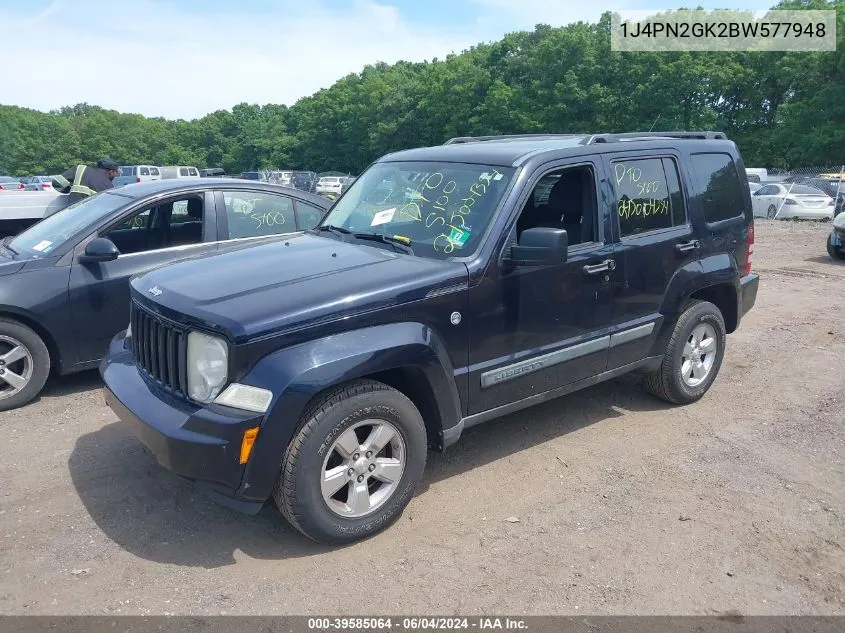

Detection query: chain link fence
xmin=748 ymin=165 xmax=844 ymax=220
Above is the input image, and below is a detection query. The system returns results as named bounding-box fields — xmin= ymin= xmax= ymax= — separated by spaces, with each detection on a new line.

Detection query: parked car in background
xmin=803 ymin=177 xmax=844 ymax=216
xmin=316 ymin=176 xmax=344 ymax=197
xmin=161 ymin=166 xmax=200 ymax=179
xmin=238 ymin=171 xmax=267 ymax=181
xmin=200 ymin=168 xmax=226 ymax=178
xmin=748 ymin=181 xmax=762 ymax=194
xmin=828 ymin=211 xmax=845 ymax=260
xmin=0 ymin=176 xmax=25 ymax=191
xmin=291 ymin=171 xmax=317 ymax=193
xmin=117 ymin=165 xmax=162 ymax=186
xmin=0 ymin=178 xmax=332 ymax=412
xmin=22 ymin=176 xmax=57 ymax=191
xmin=752 ymin=183 xmax=834 ymax=220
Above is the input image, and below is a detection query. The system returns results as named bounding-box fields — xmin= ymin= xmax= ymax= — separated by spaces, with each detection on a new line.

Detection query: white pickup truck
xmin=0 ymin=190 xmax=71 ymax=237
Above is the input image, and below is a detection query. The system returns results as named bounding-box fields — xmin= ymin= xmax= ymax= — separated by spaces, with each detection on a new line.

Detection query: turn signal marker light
xmin=239 ymin=427 xmax=259 ymax=464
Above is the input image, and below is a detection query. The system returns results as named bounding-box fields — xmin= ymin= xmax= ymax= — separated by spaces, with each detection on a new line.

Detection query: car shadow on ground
xmin=68 ymin=373 xmax=670 ymax=568
xmin=805 ymin=255 xmax=845 ymax=267
xmin=21 ymin=369 xmax=103 ymax=408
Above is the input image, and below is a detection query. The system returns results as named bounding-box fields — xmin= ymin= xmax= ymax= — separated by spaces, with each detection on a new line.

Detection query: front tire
xmin=644 ymin=300 xmax=726 ymax=405
xmin=828 ymin=234 xmax=845 ymax=260
xmin=273 ymin=380 xmax=427 ymax=544
xmin=0 ymin=319 xmax=50 ymax=412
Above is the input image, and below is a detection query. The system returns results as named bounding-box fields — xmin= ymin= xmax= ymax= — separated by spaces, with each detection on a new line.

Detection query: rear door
xmin=601 ymin=151 xmax=698 ymax=370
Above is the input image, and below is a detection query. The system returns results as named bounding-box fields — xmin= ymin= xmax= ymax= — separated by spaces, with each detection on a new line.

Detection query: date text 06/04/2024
xmin=307 ymin=617 xmax=529 ymax=630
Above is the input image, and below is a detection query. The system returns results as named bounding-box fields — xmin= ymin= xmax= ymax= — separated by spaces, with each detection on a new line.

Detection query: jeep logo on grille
xmin=148 ymin=286 xmax=163 ymax=297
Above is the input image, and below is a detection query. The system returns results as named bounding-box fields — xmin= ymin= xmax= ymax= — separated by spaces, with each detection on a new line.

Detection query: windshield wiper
xmin=314 ymin=224 xmax=352 ymax=235
xmin=1 ymin=238 xmax=18 ymax=256
xmin=352 ymin=232 xmax=414 ymax=254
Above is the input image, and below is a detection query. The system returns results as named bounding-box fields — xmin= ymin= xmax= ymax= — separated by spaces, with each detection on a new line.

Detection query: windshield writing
xmin=322 ymin=162 xmax=514 ymax=259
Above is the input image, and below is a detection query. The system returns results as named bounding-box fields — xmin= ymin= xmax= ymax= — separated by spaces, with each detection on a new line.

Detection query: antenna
xmin=648 ymin=115 xmax=661 ymax=132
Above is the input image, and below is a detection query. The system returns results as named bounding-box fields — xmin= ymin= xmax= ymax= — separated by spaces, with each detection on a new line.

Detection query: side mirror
xmin=79 ymin=237 xmax=119 ymax=263
xmin=506 ymin=227 xmax=568 ymax=266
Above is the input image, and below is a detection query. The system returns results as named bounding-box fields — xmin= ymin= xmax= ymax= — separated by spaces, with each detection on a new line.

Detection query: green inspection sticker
xmin=448 ymin=227 xmax=470 ymax=247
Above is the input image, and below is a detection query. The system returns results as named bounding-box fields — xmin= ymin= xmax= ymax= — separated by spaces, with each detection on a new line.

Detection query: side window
xmin=179 ymin=167 xmax=189 ymax=177
xmin=167 ymin=196 xmax=205 ymax=246
xmin=296 ymin=201 xmax=325 ymax=230
xmin=611 ymin=157 xmax=686 ymax=238
xmin=516 ymin=165 xmax=598 ymax=246
xmin=140 ymin=167 xmax=150 ymax=176
xmin=101 ymin=209 xmax=153 ymax=255
xmin=690 ymin=153 xmax=746 ymax=223
xmin=222 ymin=191 xmax=296 ymax=239
xmin=150 ymin=167 xmax=160 ymax=176
xmin=189 ymin=168 xmax=198 ymax=177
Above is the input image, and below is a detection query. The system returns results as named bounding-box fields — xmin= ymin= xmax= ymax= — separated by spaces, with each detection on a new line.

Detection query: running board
xmin=442 ymin=355 xmax=663 ymax=448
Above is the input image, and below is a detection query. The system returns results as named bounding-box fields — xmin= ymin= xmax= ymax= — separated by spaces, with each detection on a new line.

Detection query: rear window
xmin=789 ymin=185 xmax=826 ymax=196
xmin=179 ymin=167 xmax=189 ymax=177
xmin=690 ymin=153 xmax=746 ymax=223
xmin=120 ymin=167 xmax=135 ymax=176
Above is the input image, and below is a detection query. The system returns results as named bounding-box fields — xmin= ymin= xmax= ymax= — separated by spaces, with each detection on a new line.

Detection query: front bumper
xmin=740 ymin=272 xmax=759 ymax=317
xmin=100 ymin=331 xmax=267 ymax=514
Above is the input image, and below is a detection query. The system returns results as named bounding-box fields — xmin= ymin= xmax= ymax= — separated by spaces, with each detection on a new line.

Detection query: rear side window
xmin=140 ymin=167 xmax=150 ymax=176
xmin=611 ymin=157 xmax=686 ymax=237
xmin=690 ymin=153 xmax=746 ymax=223
xmin=189 ymin=168 xmax=198 ymax=176
xmin=150 ymin=167 xmax=160 ymax=176
xmin=296 ymin=201 xmax=326 ymax=229
xmin=179 ymin=167 xmax=189 ymax=177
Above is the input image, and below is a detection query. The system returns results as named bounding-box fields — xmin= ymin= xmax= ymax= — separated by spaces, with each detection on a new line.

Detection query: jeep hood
xmin=131 ymin=233 xmax=468 ymax=341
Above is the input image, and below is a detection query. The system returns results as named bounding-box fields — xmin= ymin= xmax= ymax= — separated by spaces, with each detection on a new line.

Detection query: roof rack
xmin=584 ymin=131 xmax=728 ymax=144
xmin=443 ymin=134 xmax=582 ymax=145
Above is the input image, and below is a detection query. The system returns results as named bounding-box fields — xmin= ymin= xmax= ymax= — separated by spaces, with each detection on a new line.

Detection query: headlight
xmin=187 ymin=331 xmax=228 ymax=403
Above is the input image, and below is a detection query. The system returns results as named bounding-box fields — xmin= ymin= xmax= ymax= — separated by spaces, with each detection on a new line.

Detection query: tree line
xmin=1 ymin=1 xmax=842 ymax=177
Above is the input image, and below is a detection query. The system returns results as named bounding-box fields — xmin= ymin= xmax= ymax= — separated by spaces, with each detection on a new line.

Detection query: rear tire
xmin=273 ymin=379 xmax=427 ymax=545
xmin=767 ymin=204 xmax=778 ymax=220
xmin=828 ymin=234 xmax=845 ymax=260
xmin=0 ymin=319 xmax=50 ymax=412
xmin=644 ymin=300 xmax=726 ymax=405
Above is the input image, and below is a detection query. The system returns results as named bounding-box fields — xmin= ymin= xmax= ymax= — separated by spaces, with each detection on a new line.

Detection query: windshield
xmin=320 ymin=161 xmax=516 ymax=259
xmin=8 ymin=191 xmax=129 ymax=258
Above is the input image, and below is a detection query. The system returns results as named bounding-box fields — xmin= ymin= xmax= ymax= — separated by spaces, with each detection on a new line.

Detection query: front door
xmin=466 ymin=160 xmax=616 ymax=415
xmin=68 ymin=192 xmax=219 ymax=365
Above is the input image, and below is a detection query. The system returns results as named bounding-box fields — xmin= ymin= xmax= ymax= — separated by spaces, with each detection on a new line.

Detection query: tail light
xmin=743 ymin=223 xmax=754 ymax=276
xmin=41 ymin=182 xmax=51 ymax=189
xmin=784 ymin=198 xmax=797 ymax=205
xmin=18 ymin=183 xmax=25 ymax=190
xmin=136 ymin=177 xmax=141 ymax=183
xmin=0 ymin=185 xmax=5 ymax=190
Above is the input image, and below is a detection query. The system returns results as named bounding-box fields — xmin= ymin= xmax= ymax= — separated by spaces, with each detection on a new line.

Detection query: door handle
xmin=675 ymin=239 xmax=700 ymax=255
xmin=583 ymin=259 xmax=616 ymax=275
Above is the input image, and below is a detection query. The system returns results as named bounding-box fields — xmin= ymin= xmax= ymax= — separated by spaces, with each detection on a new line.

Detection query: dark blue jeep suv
xmin=100 ymin=131 xmax=759 ymax=544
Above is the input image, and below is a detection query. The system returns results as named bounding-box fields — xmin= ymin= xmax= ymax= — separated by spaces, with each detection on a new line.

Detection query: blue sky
xmin=0 ymin=0 xmax=774 ymax=119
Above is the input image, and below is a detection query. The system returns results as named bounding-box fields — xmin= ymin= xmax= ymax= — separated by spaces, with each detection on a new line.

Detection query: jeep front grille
xmin=130 ymin=301 xmax=188 ymax=395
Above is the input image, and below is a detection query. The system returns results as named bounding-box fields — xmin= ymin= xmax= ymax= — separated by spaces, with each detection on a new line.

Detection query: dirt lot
xmin=0 ymin=219 xmax=843 ymax=616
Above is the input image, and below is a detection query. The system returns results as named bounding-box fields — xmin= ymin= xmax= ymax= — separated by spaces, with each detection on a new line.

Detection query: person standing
xmin=52 ymin=157 xmax=121 ymax=204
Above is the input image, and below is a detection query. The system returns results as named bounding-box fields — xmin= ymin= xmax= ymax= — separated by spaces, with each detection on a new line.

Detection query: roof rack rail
xmin=444 ymin=133 xmax=582 ymax=145
xmin=584 ymin=131 xmax=728 ymax=144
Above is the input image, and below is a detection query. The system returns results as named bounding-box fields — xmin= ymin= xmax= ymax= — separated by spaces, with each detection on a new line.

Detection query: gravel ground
xmin=0 ymin=219 xmax=843 ymax=616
